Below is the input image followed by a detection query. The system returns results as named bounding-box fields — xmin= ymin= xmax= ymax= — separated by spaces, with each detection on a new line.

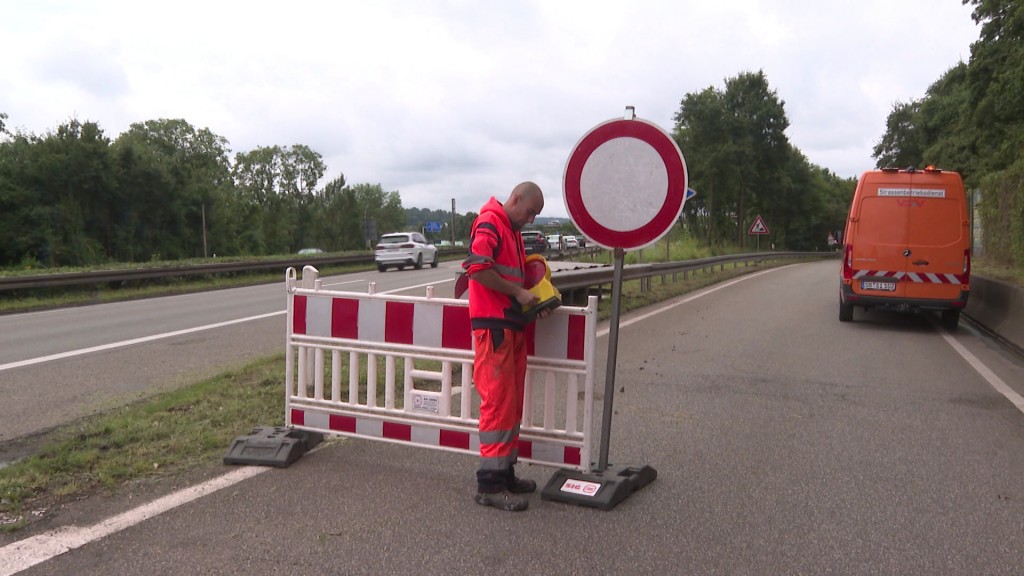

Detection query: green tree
xmin=348 ymin=183 xmax=405 ymax=247
xmin=232 ymin=145 xmax=326 ymax=254
xmin=918 ymin=63 xmax=978 ymax=179
xmin=112 ymin=119 xmax=233 ymax=260
xmin=873 ymin=65 xmax=978 ymax=178
xmin=673 ymin=70 xmax=792 ymax=248
xmin=307 ymin=174 xmax=363 ymax=251
xmin=674 ymin=86 xmax=742 ymax=245
xmin=723 ymin=71 xmax=791 ymax=246
xmin=965 ymin=0 xmax=1024 ymax=174
xmin=872 ymin=100 xmax=924 ymax=169
xmin=10 ymin=119 xmax=117 ymax=266
xmin=0 ymin=131 xmax=48 ymax=266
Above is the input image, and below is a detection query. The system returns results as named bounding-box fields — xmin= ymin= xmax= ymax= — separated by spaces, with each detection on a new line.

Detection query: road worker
xmin=462 ymin=181 xmax=550 ymax=511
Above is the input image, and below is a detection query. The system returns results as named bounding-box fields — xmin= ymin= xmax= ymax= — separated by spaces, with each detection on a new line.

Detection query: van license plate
xmin=862 ymin=281 xmax=896 ymax=291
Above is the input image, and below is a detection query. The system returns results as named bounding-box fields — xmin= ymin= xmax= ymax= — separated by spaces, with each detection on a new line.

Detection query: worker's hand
xmin=536 ymin=308 xmax=554 ymax=320
xmin=516 ymin=287 xmax=540 ymax=308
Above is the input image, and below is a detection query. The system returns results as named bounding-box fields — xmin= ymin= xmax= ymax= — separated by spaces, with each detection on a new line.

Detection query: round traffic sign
xmin=563 ymin=117 xmax=688 ymax=250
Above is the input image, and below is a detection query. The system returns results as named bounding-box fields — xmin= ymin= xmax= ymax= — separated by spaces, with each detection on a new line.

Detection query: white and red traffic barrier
xmin=284 ymin=266 xmax=599 ymax=472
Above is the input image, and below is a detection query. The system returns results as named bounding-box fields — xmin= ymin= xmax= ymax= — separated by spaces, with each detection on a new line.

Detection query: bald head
xmin=511 ymin=181 xmax=542 ymax=202
xmin=505 ymin=181 xmax=544 ymax=231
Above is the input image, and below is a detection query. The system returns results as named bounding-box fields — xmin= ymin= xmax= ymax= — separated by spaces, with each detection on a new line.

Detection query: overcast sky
xmin=1 ymin=1 xmax=980 ymax=219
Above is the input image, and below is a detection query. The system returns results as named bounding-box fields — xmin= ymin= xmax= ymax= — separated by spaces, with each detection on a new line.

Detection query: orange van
xmin=839 ymin=166 xmax=971 ymax=329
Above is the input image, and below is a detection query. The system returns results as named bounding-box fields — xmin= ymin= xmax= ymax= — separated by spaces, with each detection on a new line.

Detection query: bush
xmin=980 ymin=160 xmax=1024 ymax=267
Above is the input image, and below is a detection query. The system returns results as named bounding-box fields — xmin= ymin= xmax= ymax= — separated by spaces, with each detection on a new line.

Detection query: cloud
xmin=0 ymin=0 xmax=980 ymax=217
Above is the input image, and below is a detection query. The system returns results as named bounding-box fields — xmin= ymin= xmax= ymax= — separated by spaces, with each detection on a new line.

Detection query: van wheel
xmin=377 ymin=264 xmax=387 ymax=272
xmin=941 ymin=310 xmax=960 ymax=331
xmin=430 ymin=253 xmax=439 ymax=268
xmin=415 ymin=253 xmax=424 ymax=269
xmin=839 ymin=302 xmax=854 ymax=322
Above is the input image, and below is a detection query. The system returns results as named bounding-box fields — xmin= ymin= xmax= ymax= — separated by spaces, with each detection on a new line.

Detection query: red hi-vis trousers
xmin=473 ymin=328 xmax=527 ymax=491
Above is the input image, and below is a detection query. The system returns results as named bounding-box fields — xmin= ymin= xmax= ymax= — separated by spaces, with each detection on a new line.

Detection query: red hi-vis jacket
xmin=462 ymin=197 xmax=529 ymax=330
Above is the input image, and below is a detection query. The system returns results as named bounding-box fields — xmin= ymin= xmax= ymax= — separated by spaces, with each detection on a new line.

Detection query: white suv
xmin=374 ymin=232 xmax=438 ymax=272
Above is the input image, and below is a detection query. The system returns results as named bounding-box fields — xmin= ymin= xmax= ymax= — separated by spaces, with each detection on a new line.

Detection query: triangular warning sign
xmin=748 ymin=215 xmax=769 ymax=235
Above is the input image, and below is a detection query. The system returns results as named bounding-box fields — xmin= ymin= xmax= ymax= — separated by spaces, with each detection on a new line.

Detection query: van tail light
xmin=963 ymin=249 xmax=971 ymax=277
xmin=842 ymin=245 xmax=854 ymax=281
xmin=374 ymin=244 xmax=384 ymax=250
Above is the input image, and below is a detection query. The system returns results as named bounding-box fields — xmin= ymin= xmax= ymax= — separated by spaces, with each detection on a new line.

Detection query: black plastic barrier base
xmin=223 ymin=426 xmax=323 ymax=468
xmin=541 ymin=464 xmax=657 ymax=510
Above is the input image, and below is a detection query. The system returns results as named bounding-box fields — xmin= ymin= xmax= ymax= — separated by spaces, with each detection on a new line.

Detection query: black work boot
xmin=474 ymin=490 xmax=529 ymax=511
xmin=506 ymin=467 xmax=537 ymax=494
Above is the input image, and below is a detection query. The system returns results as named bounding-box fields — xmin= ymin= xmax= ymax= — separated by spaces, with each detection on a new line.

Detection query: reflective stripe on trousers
xmin=473 ymin=328 xmax=527 ymax=489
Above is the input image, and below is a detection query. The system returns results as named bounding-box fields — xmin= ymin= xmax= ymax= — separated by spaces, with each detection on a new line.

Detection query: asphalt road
xmin=0 ymin=264 xmax=464 ymax=447
xmin=3 ymin=260 xmax=1024 ymax=575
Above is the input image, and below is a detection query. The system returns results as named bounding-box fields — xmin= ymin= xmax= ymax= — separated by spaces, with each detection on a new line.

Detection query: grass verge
xmin=973 ymin=258 xmax=1024 ymax=287
xmin=0 ymin=355 xmax=285 ymax=532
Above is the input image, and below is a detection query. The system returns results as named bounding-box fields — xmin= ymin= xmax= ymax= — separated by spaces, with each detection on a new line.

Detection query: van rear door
xmin=853 ymin=179 xmax=913 ymax=298
xmin=903 ymin=173 xmax=967 ymax=301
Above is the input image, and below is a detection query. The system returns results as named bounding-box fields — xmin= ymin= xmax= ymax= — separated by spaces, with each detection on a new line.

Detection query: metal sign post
xmin=597 ymin=247 xmax=624 ymax=471
xmin=542 ymin=107 xmax=689 ymax=510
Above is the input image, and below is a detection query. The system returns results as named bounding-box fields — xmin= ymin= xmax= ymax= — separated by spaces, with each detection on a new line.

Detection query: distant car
xmin=374 ymin=232 xmax=438 ymax=272
xmin=564 ymin=235 xmax=579 ymax=249
xmin=521 ymin=230 xmax=548 ymax=255
xmin=546 ymin=234 xmax=563 ymax=253
xmin=297 ymin=248 xmax=325 ymax=255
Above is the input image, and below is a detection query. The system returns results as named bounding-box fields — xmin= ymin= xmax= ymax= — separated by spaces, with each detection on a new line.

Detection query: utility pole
xmin=201 ymin=204 xmax=208 ymax=258
xmin=451 ymin=198 xmax=456 ymax=246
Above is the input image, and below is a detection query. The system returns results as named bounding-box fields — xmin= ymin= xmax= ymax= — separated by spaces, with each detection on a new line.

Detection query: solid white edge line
xmin=937 ymin=327 xmax=1024 ymax=413
xmin=597 ymin=265 xmax=789 ymax=337
xmin=0 ymin=466 xmax=269 ymax=576
xmin=0 ymin=311 xmax=286 ymax=373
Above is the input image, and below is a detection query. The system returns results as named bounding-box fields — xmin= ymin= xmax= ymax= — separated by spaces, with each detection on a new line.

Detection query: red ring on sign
xmin=563 ymin=118 xmax=687 ymax=250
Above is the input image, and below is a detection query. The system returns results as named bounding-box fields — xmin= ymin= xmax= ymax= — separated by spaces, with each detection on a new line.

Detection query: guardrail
xmin=552 ymin=251 xmax=838 ymax=303
xmin=0 ymin=249 xmax=833 ymax=293
xmin=0 ymin=249 xmax=469 ymax=291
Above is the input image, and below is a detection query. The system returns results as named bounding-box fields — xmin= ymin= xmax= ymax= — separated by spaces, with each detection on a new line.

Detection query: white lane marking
xmin=320 ymin=278 xmax=369 ymax=288
xmin=0 ymin=311 xmax=285 ymax=373
xmin=2 ymin=274 xmax=459 ymax=373
xmin=597 ymin=266 xmax=787 ymax=337
xmin=937 ymin=327 xmax=1024 ymax=414
xmin=0 ymin=466 xmax=269 ymax=576
xmin=380 ymin=277 xmax=456 ymax=295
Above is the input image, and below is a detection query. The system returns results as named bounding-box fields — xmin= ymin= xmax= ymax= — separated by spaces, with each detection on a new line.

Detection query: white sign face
xmin=563 ymin=117 xmax=688 ymax=250
xmin=878 ymin=188 xmax=947 ymax=198
xmin=411 ymin=392 xmax=439 ymax=414
xmin=559 ymin=478 xmax=602 ymax=497
xmin=579 ymin=137 xmax=669 ymax=232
